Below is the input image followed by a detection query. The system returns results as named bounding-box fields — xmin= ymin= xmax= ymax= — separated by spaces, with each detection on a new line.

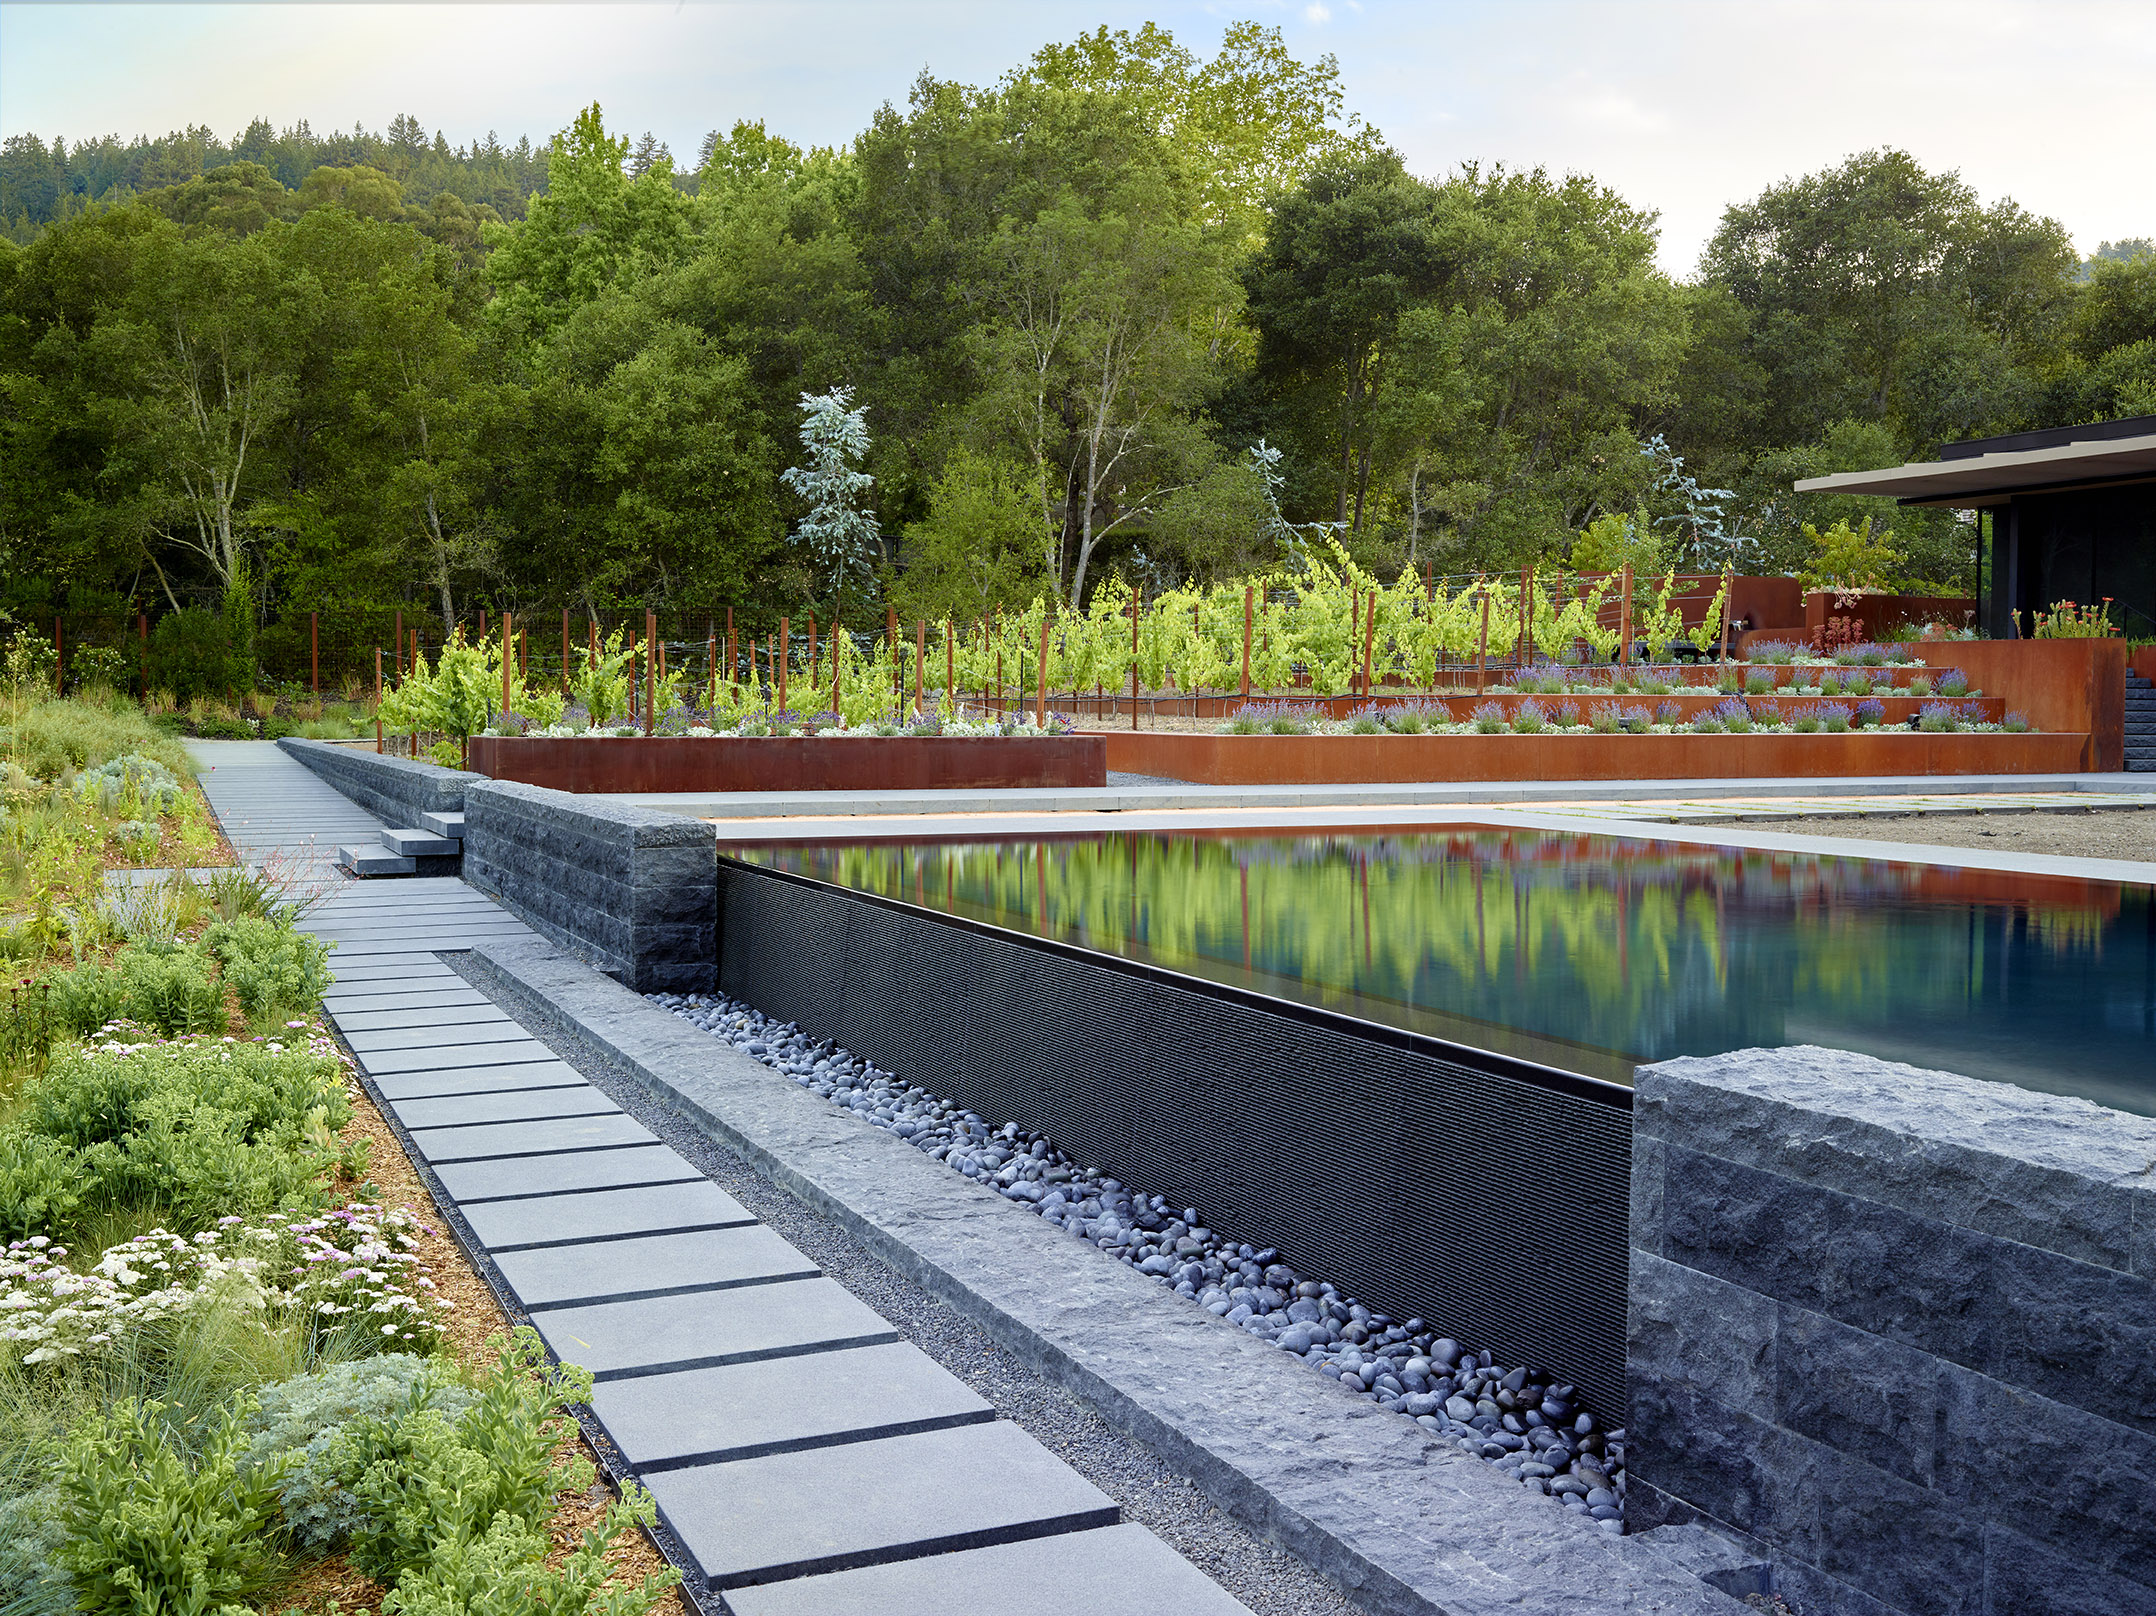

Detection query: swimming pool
xmin=730 ymin=829 xmax=2155 ymax=1115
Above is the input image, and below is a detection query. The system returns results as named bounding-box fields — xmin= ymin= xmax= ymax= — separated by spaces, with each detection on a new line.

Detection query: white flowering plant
xmin=0 ymin=1203 xmax=450 ymax=1369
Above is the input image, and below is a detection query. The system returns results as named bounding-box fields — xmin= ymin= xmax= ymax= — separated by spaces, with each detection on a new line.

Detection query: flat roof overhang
xmin=1794 ymin=433 xmax=2156 ymax=508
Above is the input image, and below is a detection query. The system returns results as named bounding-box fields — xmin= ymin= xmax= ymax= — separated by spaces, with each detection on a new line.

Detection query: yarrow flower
xmin=0 ymin=1204 xmax=451 ymax=1368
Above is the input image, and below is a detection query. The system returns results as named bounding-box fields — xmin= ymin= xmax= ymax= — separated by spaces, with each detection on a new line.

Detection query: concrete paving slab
xmin=432 ymin=1143 xmax=703 ymax=1203
xmin=590 ymin=1340 xmax=991 ymax=1467
xmin=329 ymin=1002 xmax=512 ymax=1031
xmin=342 ymin=1020 xmax=543 ymax=1054
xmin=462 ymin=1180 xmax=753 ymax=1250
xmin=534 ymin=1276 xmax=899 ymax=1377
xmin=497 ymin=1225 xmax=818 ymax=1309
xmin=726 ymin=1522 xmax=1251 ymax=1616
xmin=358 ymin=1039 xmax=558 ymax=1075
xmin=387 ymin=1087 xmax=617 ymax=1131
xmin=644 ymin=1421 xmax=1120 ymax=1590
xmin=405 ymin=1112 xmax=656 ymax=1164
xmin=371 ymin=1062 xmax=589 ymax=1102
xmin=322 ymin=988 xmax=489 ymax=1015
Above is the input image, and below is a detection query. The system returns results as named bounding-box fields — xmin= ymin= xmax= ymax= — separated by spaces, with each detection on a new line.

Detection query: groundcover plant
xmin=0 ymin=691 xmax=679 ymax=1616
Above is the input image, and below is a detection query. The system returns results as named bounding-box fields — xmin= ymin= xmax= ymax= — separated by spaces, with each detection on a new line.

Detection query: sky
xmin=2 ymin=0 xmax=2151 ymax=275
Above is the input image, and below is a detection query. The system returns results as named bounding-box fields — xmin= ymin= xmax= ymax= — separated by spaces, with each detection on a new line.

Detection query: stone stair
xmin=2129 ymin=672 xmax=2156 ymax=773
xmin=338 ymin=810 xmax=465 ymax=876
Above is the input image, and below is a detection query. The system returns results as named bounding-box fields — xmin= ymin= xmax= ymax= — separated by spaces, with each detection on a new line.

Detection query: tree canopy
xmin=1 ymin=23 xmax=2148 ymax=648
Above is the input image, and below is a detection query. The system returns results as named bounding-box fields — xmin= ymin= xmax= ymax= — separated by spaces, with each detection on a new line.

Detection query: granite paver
xmin=644 ymin=1421 xmax=1121 ymax=1590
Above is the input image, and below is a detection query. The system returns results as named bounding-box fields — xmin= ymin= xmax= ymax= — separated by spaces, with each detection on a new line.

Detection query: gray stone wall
xmin=278 ymin=737 xmax=478 ymax=827
xmin=1628 ymin=1045 xmax=2156 ymax=1616
xmin=460 ymin=779 xmax=715 ymax=993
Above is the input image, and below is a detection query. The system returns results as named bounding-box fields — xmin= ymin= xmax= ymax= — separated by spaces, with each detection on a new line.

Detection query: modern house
xmin=1796 ymin=415 xmax=2156 ymax=641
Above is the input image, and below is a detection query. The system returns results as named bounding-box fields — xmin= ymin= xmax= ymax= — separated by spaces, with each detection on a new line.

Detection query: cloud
xmin=1305 ymin=4 xmax=1333 ymax=22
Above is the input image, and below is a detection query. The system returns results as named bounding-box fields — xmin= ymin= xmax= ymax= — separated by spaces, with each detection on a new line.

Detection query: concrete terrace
xmin=190 ymin=741 xmax=1254 ymax=1616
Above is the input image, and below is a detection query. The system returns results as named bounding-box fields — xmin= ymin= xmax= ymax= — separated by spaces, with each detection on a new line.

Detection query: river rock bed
xmin=651 ymin=990 xmax=1627 ymax=1531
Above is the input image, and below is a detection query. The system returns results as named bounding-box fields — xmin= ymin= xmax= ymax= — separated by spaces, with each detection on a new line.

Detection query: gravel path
xmin=1752 ymin=805 xmax=2155 ymax=863
xmin=492 ymin=989 xmax=1361 ymax=1616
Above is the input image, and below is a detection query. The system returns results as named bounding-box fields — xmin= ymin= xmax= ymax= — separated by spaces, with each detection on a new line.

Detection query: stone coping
xmin=460 ymin=934 xmax=1749 ymax=1616
xmin=614 ymin=770 xmax=2156 ymax=821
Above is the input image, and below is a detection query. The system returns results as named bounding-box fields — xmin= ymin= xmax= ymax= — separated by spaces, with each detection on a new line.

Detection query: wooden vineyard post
xmin=643 ymin=610 xmax=656 ymax=732
xmin=1519 ymin=567 xmax=1532 ymax=675
xmin=562 ymin=610 xmax=572 ymax=696
xmin=945 ymin=621 xmax=954 ymax=717
xmin=1242 ymin=584 xmax=1253 ymax=698
xmin=832 ymin=622 xmax=843 ymax=714
xmin=807 ymin=614 xmax=817 ymax=686
xmin=501 ymin=610 xmax=513 ymax=721
xmin=916 ymin=620 xmax=926 ymax=715
xmin=1362 ymin=591 xmax=1377 ymax=699
xmin=725 ymin=607 xmax=735 ymax=692
xmin=588 ymin=619 xmax=597 ymax=675
xmin=394 ymin=610 xmax=403 ymax=678
xmin=995 ymin=651 xmax=1003 ymax=714
xmin=1476 ymin=588 xmax=1491 ymax=695
xmin=1035 ymin=616 xmax=1048 ymax=729
xmin=1718 ymin=568 xmax=1734 ymax=663
xmin=708 ymin=627 xmax=717 ymax=713
xmin=1130 ymin=593 xmax=1140 ymax=731
xmin=374 ymin=648 xmax=383 ymax=752
xmin=310 ymin=612 xmax=319 ymax=694
xmin=1618 ymin=564 xmax=1633 ymax=667
xmin=778 ymin=617 xmax=789 ymax=715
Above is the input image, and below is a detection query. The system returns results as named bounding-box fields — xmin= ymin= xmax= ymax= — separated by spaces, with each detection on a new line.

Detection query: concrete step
xmin=338 ymin=844 xmax=417 ymax=877
xmin=382 ymin=827 xmax=460 ymax=858
xmin=418 ymin=810 xmax=466 ymax=840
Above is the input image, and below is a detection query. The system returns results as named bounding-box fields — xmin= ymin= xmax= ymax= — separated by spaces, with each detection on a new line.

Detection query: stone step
xmin=337 ymin=843 xmax=416 ymax=877
xmin=382 ymin=827 xmax=460 ymax=858
xmin=419 ymin=809 xmax=466 ymax=840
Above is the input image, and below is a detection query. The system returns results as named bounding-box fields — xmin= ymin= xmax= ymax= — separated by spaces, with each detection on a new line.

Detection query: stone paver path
xmin=191 ymin=742 xmax=1249 ymax=1615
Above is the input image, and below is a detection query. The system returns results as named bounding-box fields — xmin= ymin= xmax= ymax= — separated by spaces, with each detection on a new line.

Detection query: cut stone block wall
xmin=278 ymin=737 xmax=478 ymax=827
xmin=1628 ymin=1045 xmax=2156 ymax=1616
xmin=461 ymin=779 xmax=715 ymax=993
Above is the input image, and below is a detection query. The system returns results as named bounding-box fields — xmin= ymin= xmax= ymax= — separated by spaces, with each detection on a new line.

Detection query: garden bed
xmin=466 ymin=733 xmax=1108 ymax=793
xmin=1103 ymin=729 xmax=2092 ymax=785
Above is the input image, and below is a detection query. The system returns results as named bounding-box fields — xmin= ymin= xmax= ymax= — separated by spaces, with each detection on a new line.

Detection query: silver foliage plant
xmin=781 ymin=387 xmax=880 ymax=603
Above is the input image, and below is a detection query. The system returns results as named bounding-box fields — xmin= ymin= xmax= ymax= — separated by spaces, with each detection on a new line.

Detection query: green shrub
xmin=335 ymin=1331 xmax=593 ymax=1584
xmin=0 ymin=1484 xmax=72 ymax=1616
xmin=0 ymin=1038 xmax=346 ymax=1241
xmin=244 ymin=1355 xmax=476 ymax=1553
xmin=55 ymin=1396 xmax=287 ymax=1616
xmin=206 ymin=919 xmax=331 ymax=1028
xmin=72 ymin=757 xmax=183 ymax=818
xmin=115 ymin=946 xmax=224 ymax=1037
xmin=6 ymin=701 xmax=193 ymax=782
xmin=384 ymin=1488 xmax=677 ymax=1616
xmin=141 ymin=611 xmax=231 ymax=707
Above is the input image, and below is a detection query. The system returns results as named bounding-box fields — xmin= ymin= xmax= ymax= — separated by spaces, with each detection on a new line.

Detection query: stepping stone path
xmin=192 ymin=742 xmax=1252 ymax=1615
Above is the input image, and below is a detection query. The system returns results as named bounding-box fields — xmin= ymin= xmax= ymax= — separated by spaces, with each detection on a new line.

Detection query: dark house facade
xmin=1796 ymin=416 xmax=2156 ymax=641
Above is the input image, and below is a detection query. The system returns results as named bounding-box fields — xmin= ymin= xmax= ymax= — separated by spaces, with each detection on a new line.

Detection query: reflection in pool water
xmin=731 ymin=831 xmax=2156 ymax=1115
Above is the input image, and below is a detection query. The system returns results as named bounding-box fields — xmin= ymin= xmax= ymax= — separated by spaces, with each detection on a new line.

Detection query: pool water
xmin=732 ymin=831 xmax=2156 ymax=1115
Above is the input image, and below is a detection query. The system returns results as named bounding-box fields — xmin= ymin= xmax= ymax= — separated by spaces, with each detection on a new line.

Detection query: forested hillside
xmin=1 ymin=18 xmax=2150 ymax=649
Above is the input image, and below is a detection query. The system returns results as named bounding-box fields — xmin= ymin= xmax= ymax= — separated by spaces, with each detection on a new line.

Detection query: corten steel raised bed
xmin=1414 ymin=692 xmax=2005 ymax=724
xmin=465 ymin=734 xmax=1107 ymax=793
xmin=1102 ymin=729 xmax=2091 ymax=786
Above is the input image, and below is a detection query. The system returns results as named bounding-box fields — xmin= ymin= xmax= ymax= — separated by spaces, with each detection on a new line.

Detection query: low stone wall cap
xmin=1640 ymin=1045 xmax=2156 ymax=1187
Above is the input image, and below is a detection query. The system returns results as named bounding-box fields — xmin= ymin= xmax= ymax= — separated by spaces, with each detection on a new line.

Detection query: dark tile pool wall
xmin=719 ymin=859 xmax=1635 ymax=1418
